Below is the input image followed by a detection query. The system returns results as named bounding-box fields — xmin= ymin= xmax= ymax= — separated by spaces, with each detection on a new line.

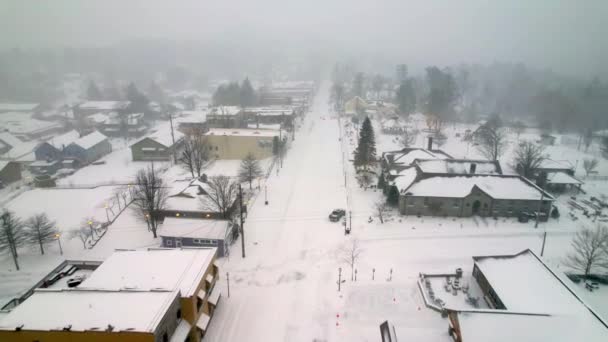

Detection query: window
xmin=166 ymin=239 xmax=172 ymax=246
xmin=453 ymin=199 xmax=459 ymax=207
xmin=163 ymin=332 xmax=168 ymax=342
xmin=176 ymin=309 xmax=181 ymax=319
xmin=197 ymin=297 xmax=203 ymax=312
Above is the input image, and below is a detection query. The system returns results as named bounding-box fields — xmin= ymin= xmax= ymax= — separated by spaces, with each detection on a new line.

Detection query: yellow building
xmin=0 ymin=248 xmax=220 ymax=342
xmin=205 ymin=128 xmax=280 ymax=160
xmin=344 ymin=96 xmax=368 ymax=115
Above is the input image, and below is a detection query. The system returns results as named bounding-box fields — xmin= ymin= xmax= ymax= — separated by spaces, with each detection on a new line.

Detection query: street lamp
xmin=55 ymin=233 xmax=63 ymax=255
xmin=264 ymin=185 xmax=268 ymax=205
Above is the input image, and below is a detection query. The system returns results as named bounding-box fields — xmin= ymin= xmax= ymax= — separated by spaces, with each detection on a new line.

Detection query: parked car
xmin=329 ymin=209 xmax=346 ymax=222
xmin=66 ymin=275 xmax=86 ymax=288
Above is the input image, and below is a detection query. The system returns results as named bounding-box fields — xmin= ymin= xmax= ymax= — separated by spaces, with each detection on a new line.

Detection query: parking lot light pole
xmin=55 ymin=233 xmax=63 ymax=255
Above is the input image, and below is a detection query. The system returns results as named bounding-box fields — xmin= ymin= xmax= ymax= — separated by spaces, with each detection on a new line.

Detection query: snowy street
xmin=204 ymin=82 xmax=582 ymax=341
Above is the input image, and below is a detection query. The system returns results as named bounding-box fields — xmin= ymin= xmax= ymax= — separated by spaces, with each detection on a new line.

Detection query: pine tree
xmin=353 ymin=117 xmax=376 ymax=170
xmin=87 ymin=81 xmax=103 ymax=100
xmin=240 ymin=78 xmax=257 ymax=107
xmin=25 ymin=213 xmax=57 ymax=255
xmin=396 ymin=79 xmax=416 ymax=115
xmin=387 ymin=186 xmax=400 ymax=207
xmin=125 ymin=82 xmax=150 ymax=113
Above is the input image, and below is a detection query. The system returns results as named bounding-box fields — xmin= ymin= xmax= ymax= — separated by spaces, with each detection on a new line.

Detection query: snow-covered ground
xmin=1 ymin=81 xmax=607 ymax=341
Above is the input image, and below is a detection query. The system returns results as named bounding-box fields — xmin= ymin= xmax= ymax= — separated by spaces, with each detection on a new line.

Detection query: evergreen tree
xmin=353 ymin=117 xmax=376 ymax=170
xmin=87 ymin=81 xmax=103 ymax=100
xmin=377 ymin=173 xmax=387 ymax=191
xmin=396 ymin=79 xmax=416 ymax=115
xmin=240 ymin=78 xmax=257 ymax=107
xmin=125 ymin=82 xmax=150 ymax=113
xmin=353 ymin=72 xmax=365 ymax=98
xmin=387 ymin=186 xmax=400 ymax=207
xmin=147 ymin=81 xmax=167 ymax=105
xmin=25 ymin=213 xmax=57 ymax=255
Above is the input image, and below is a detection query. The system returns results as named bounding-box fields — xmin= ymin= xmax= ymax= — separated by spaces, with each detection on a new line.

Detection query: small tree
xmin=25 ymin=214 xmax=57 ymax=255
xmin=339 ymin=238 xmax=363 ymax=281
xmin=201 ymin=175 xmax=238 ymax=219
xmin=513 ymin=141 xmax=546 ymax=179
xmin=476 ymin=122 xmax=507 ymax=161
xmin=358 ymin=172 xmax=373 ymax=190
xmin=179 ymin=132 xmax=210 ymax=178
xmin=70 ymin=227 xmax=92 ymax=249
xmin=583 ymin=159 xmax=599 ymax=177
xmin=374 ymin=201 xmax=387 ymax=224
xmin=387 ymin=185 xmax=400 ymax=207
xmin=0 ymin=210 xmax=26 ymax=271
xmin=564 ymin=225 xmax=608 ymax=277
xmin=238 ymin=153 xmax=263 ymax=189
xmin=131 ymin=165 xmax=168 ymax=238
xmin=399 ymin=128 xmax=417 ymax=148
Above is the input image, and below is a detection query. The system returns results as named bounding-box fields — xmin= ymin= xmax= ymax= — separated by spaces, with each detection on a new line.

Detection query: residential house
xmin=163 ymin=178 xmax=239 ymax=220
xmin=74 ymin=101 xmax=130 ymax=120
xmin=34 ymin=130 xmax=81 ymax=162
xmin=0 ymin=248 xmax=221 ymax=342
xmin=534 ymin=159 xmax=582 ymax=193
xmin=176 ymin=110 xmax=209 ymax=135
xmin=382 ymin=143 xmax=452 ymax=178
xmin=344 ymin=96 xmax=368 ymax=116
xmin=160 ymin=217 xmax=237 ymax=257
xmin=130 ymin=123 xmax=185 ymax=161
xmin=204 ymin=128 xmax=279 ymax=160
xmin=445 ymin=249 xmax=607 ymax=342
xmin=205 ymin=106 xmax=243 ymax=128
xmin=100 ymin=112 xmax=147 ymax=137
xmin=63 ymin=131 xmax=112 ymax=165
xmin=0 ymin=160 xmax=22 ymax=186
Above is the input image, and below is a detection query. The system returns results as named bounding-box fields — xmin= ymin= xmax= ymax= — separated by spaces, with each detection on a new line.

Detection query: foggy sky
xmin=1 ymin=0 xmax=607 ymax=77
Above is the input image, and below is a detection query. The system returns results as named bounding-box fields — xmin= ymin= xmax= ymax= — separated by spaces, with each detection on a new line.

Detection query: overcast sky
xmin=1 ymin=0 xmax=607 ymax=77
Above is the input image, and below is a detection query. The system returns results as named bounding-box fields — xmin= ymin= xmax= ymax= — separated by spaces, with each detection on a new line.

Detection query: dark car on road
xmin=329 ymin=209 xmax=346 ymax=222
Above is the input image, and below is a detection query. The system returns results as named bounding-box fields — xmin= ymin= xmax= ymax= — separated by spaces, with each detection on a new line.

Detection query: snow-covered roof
xmin=393 ymin=167 xmax=418 ymax=192
xmin=0 ymin=103 xmax=39 ymax=112
xmin=176 ymin=110 xmax=207 ymax=124
xmin=0 ymin=289 xmax=179 ymax=333
xmin=415 ymin=159 xmax=501 ymax=175
xmin=205 ymin=128 xmax=279 ymax=138
xmin=46 ymin=130 xmax=80 ymax=149
xmin=386 ymin=148 xmax=450 ymax=167
xmin=87 ymin=112 xmax=110 ymax=124
xmin=78 ymin=101 xmax=130 ymax=110
xmin=243 ymin=106 xmax=296 ymax=116
xmin=404 ymin=175 xmax=553 ymax=200
xmin=160 ymin=217 xmax=231 ymax=240
xmin=81 ymin=249 xmax=216 ymax=298
xmin=143 ymin=122 xmax=185 ymax=147
xmin=546 ymin=171 xmax=583 ymax=185
xmin=467 ymin=250 xmax=608 ymax=341
xmin=0 ymin=160 xmax=14 ymax=170
xmin=0 ymin=113 xmax=62 ymax=136
xmin=0 ymin=132 xmax=23 ymax=147
xmin=539 ymin=159 xmax=574 ymax=171
xmin=71 ymin=131 xmax=108 ymax=150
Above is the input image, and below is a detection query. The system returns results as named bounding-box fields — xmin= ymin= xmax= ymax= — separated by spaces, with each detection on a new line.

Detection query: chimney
xmin=469 ymin=163 xmax=477 ymax=174
xmin=427 ymin=137 xmax=433 ymax=150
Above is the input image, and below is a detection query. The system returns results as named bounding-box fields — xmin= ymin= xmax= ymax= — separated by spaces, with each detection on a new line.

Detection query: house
xmin=344 ymin=96 xmax=368 ymax=115
xmin=34 ymin=130 xmax=80 ymax=162
xmin=0 ymin=132 xmax=38 ymax=165
xmin=175 ymin=110 xmax=209 ymax=135
xmin=160 ymin=217 xmax=238 ymax=257
xmin=0 ymin=160 xmax=21 ymax=186
xmin=130 ymin=123 xmax=185 ymax=161
xmin=259 ymin=82 xmax=313 ymax=107
xmin=382 ymin=141 xmax=452 ymax=177
xmin=534 ymin=159 xmax=582 ymax=193
xmin=74 ymin=101 xmax=130 ymax=119
xmin=28 ymin=160 xmax=62 ymax=175
xmin=163 ymin=178 xmax=239 ymax=220
xmin=204 ymin=128 xmax=279 ymax=160
xmin=0 ymin=248 xmax=221 ymax=342
xmin=0 ymin=103 xmax=40 ymax=113
xmin=63 ymin=131 xmax=112 ymax=165
xmin=0 ymin=111 xmax=64 ymax=140
xmin=99 ymin=112 xmax=147 ymax=137
xmin=205 ymin=106 xmax=243 ymax=128
xmin=242 ymin=106 xmax=297 ymax=129
xmin=398 ymin=174 xmax=554 ymax=217
xmin=445 ymin=249 xmax=607 ymax=342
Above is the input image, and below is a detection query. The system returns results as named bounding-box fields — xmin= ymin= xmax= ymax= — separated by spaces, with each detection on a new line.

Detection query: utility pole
xmin=227 ymin=272 xmax=230 ymax=298
xmin=169 ymin=113 xmax=177 ymax=164
xmin=541 ymin=231 xmax=547 ymax=256
xmin=338 ymin=267 xmax=342 ymax=292
xmin=239 ymin=184 xmax=245 ymax=258
xmin=535 ymin=174 xmax=546 ymax=229
xmin=349 ymin=211 xmax=352 ymax=232
xmin=264 ymin=185 xmax=268 ymax=205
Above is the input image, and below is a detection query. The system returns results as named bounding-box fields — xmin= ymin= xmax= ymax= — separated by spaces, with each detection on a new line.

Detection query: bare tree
xmin=70 ymin=227 xmax=92 ymax=249
xmin=201 ymin=175 xmax=238 ymax=219
xmin=564 ymin=225 xmax=608 ymax=277
xmin=583 ymin=159 xmax=599 ymax=177
xmin=476 ymin=123 xmax=507 ymax=161
xmin=374 ymin=200 xmax=387 ymax=224
xmin=179 ymin=132 xmax=210 ymax=178
xmin=358 ymin=172 xmax=373 ymax=190
xmin=25 ymin=213 xmax=57 ymax=255
xmin=131 ymin=165 xmax=168 ymax=238
xmin=512 ymin=121 xmax=526 ymax=140
xmin=0 ymin=210 xmax=26 ymax=270
xmin=238 ymin=153 xmax=263 ymax=189
xmin=399 ymin=128 xmax=417 ymax=148
xmin=512 ymin=141 xmax=546 ymax=179
xmin=339 ymin=239 xmax=363 ymax=281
